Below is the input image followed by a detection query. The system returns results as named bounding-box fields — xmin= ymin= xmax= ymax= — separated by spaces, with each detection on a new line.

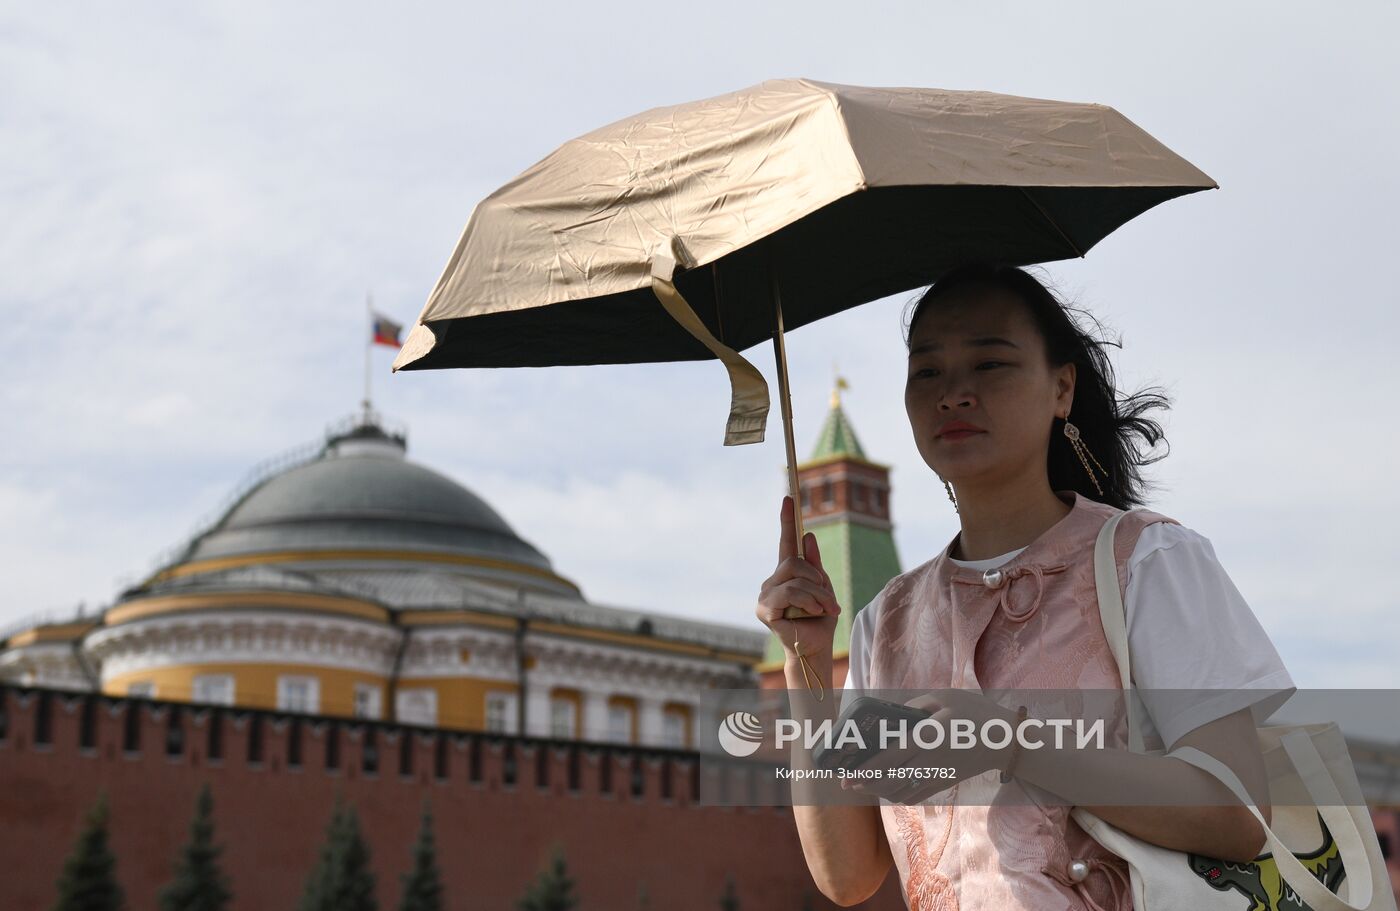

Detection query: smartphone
xmin=808 ymin=695 xmax=940 ymax=803
xmin=812 ymin=695 xmax=934 ymax=773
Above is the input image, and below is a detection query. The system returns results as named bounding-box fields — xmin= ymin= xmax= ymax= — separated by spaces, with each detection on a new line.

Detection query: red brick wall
xmin=8 ymin=687 xmax=1393 ymax=910
xmin=799 ymin=461 xmax=891 ymax=525
xmin=0 ymin=687 xmax=907 ymax=911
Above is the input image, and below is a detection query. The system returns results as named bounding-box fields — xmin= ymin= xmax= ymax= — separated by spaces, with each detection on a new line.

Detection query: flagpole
xmin=363 ymin=293 xmax=373 ymax=422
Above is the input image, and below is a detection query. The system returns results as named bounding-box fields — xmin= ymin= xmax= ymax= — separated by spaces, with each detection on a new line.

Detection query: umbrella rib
xmin=1018 ymin=188 xmax=1084 ymax=258
xmin=712 ymin=262 xmax=727 ymax=344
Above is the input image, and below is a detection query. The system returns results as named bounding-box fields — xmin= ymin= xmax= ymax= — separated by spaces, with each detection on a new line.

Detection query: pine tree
xmin=298 ymin=799 xmax=341 ymax=911
xmin=51 ymin=791 xmax=124 ymax=911
xmin=719 ymin=873 xmax=739 ymax=911
xmin=334 ymin=806 xmax=377 ymax=911
xmin=516 ymin=844 xmax=576 ymax=911
xmin=397 ymin=800 xmax=443 ymax=911
xmin=158 ymin=784 xmax=232 ymax=911
xmin=298 ymin=798 xmax=377 ymax=911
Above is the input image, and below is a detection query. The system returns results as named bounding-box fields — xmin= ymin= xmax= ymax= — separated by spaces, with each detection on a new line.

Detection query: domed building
xmin=0 ymin=411 xmax=765 ymax=748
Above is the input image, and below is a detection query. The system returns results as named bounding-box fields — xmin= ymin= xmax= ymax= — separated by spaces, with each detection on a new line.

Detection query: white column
xmin=582 ymin=689 xmax=611 ymax=743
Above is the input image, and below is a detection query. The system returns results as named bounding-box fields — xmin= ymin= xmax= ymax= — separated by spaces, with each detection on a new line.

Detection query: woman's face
xmin=904 ymin=283 xmax=1075 ymax=488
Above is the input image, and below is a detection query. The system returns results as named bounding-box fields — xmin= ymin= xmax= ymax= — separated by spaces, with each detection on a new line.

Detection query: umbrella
xmin=393 ymin=78 xmax=1215 ymax=627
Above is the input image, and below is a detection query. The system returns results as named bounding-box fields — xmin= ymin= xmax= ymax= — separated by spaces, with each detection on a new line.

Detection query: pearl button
xmin=1067 ymin=860 xmax=1090 ymax=883
xmin=982 ymin=568 xmax=1005 ymax=588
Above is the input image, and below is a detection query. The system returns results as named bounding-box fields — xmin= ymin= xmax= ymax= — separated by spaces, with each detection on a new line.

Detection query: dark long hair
xmin=902 ymin=263 xmax=1170 ymax=510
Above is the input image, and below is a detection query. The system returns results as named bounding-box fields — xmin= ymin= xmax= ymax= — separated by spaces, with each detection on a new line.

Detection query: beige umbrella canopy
xmin=393 ymin=77 xmax=1215 ymax=621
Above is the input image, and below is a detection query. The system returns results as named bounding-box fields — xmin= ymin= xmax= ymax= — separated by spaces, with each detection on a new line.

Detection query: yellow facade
xmin=102 ymin=663 xmax=538 ymax=732
xmin=390 ymin=675 xmax=521 ymax=730
xmin=5 ymin=622 xmax=97 ymax=647
xmin=104 ymin=663 xmax=386 ymax=717
xmin=105 ymin=591 xmax=389 ymax=626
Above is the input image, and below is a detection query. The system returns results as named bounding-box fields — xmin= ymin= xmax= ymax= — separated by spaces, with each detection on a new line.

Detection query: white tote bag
xmin=1069 ymin=509 xmax=1397 ymax=911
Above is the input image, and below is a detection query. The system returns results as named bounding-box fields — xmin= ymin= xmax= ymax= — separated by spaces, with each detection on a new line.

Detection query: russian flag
xmin=371 ymin=312 xmax=402 ymax=348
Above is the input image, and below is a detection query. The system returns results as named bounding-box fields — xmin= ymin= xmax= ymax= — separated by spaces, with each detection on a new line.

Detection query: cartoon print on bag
xmin=1188 ymin=811 xmax=1345 ymax=911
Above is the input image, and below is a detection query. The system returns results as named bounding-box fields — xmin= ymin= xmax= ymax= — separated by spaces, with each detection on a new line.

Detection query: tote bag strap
xmin=1092 ymin=509 xmax=1145 ymax=753
xmin=1169 ymin=736 xmax=1378 ymax=911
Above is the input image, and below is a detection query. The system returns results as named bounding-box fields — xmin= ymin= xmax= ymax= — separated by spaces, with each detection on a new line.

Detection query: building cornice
xmin=105 ymin=591 xmax=390 ymax=626
xmin=87 ymin=610 xmax=402 ymax=679
xmin=796 ymin=453 xmax=892 ymax=472
xmin=146 ymin=549 xmax=582 ymax=594
xmin=4 ymin=622 xmax=99 ymax=647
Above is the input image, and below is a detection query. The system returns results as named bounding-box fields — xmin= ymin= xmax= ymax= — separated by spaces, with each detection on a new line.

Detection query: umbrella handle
xmin=770 ymin=276 xmax=828 ymax=703
xmin=770 ymin=276 xmax=824 ymax=624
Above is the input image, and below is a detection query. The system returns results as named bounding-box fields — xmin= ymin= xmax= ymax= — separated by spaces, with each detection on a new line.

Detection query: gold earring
xmin=1063 ymin=418 xmax=1107 ymax=498
xmin=941 ymin=476 xmax=959 ymax=513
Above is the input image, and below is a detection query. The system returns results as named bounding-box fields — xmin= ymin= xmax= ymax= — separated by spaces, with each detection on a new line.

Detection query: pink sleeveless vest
xmin=868 ymin=490 xmax=1179 ymax=911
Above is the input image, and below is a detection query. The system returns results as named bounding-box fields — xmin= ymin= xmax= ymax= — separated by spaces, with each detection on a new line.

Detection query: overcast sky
xmin=3 ymin=3 xmax=1397 ymax=698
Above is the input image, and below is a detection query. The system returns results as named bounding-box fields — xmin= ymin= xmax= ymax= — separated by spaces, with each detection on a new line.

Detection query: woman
xmin=756 ymin=263 xmax=1296 ymax=909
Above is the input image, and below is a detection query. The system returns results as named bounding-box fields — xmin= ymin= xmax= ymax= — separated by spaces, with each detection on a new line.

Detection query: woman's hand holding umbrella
xmin=756 ymin=495 xmax=841 ymax=700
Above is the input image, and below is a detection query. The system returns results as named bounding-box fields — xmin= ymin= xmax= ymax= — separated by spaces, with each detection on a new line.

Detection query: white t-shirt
xmin=842 ymin=522 xmax=1296 ymax=751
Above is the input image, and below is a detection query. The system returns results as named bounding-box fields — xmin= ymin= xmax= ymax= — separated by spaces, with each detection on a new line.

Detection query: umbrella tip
xmin=391 ymin=323 xmax=437 ymax=371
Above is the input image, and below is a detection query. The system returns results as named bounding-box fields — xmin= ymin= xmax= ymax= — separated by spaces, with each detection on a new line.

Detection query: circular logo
xmin=717 ymin=711 xmax=764 ymax=757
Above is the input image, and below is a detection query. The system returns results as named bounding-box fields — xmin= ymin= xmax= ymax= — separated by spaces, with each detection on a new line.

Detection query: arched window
xmin=276 ymin=676 xmax=319 ymax=714
xmin=607 ymin=701 xmax=634 ymax=743
xmin=193 ymin=675 xmax=234 ymax=706
xmin=485 ymin=691 xmax=517 ymax=734
xmin=662 ymin=706 xmax=690 ymax=749
xmin=550 ymin=694 xmax=578 ymax=738
xmin=395 ymin=688 xmax=437 ymax=726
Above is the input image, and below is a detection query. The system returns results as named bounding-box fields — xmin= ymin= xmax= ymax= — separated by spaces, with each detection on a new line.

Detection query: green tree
xmin=516 ymin=844 xmax=576 ymax=911
xmin=52 ymin=791 xmax=124 ymax=911
xmin=397 ymin=800 xmax=443 ymax=911
xmin=299 ymin=798 xmax=377 ymax=911
xmin=719 ymin=873 xmax=739 ymax=911
xmin=298 ymin=801 xmax=340 ymax=911
xmin=158 ymin=784 xmax=232 ymax=911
